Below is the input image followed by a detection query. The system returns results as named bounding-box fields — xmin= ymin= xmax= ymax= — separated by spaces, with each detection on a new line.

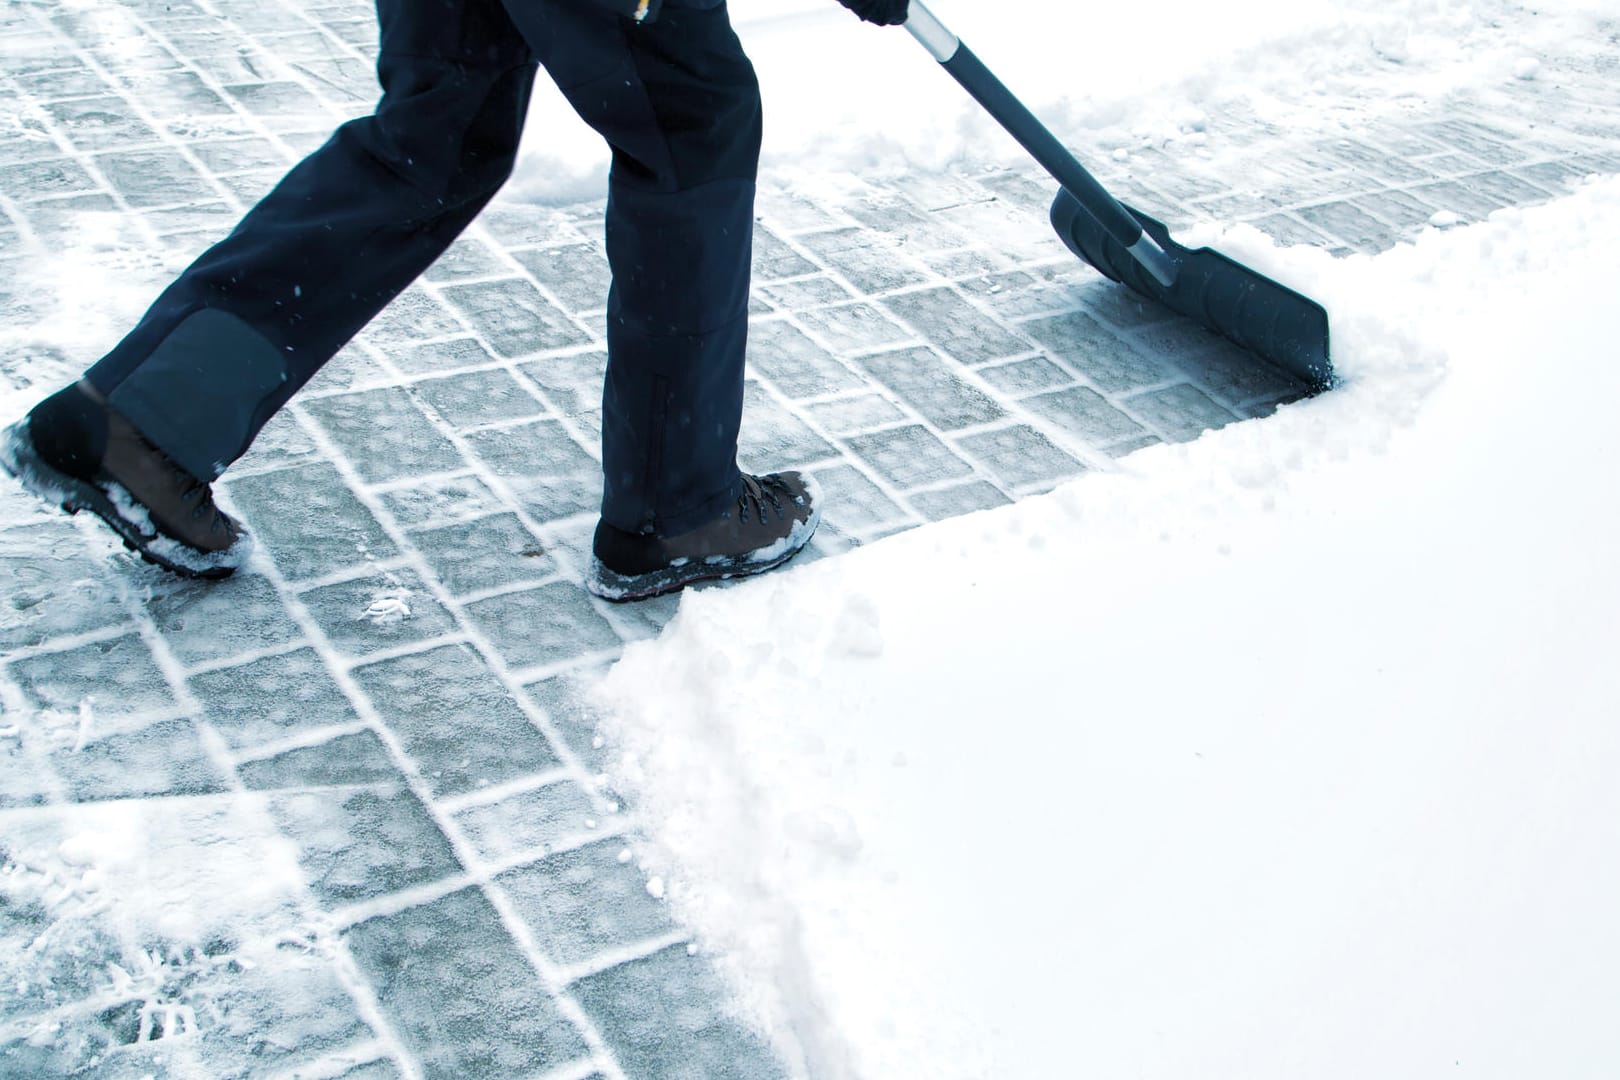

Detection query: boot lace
xmin=737 ymin=474 xmax=789 ymax=526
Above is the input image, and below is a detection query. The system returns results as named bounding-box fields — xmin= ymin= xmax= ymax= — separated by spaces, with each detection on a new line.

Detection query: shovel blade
xmin=1051 ymin=190 xmax=1333 ymax=390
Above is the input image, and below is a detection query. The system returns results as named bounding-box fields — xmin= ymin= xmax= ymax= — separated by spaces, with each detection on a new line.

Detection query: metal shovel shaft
xmin=903 ymin=3 xmax=1177 ymax=288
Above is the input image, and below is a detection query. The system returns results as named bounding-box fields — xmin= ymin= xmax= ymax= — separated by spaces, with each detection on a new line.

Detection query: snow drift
xmin=596 ymin=177 xmax=1620 ymax=1078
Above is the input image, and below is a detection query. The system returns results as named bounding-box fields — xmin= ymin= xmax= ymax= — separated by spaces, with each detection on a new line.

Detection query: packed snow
xmin=598 ymin=171 xmax=1620 ymax=1079
xmin=583 ymin=2 xmax=1620 ymax=1078
xmin=3 ymin=0 xmax=1618 ymax=1076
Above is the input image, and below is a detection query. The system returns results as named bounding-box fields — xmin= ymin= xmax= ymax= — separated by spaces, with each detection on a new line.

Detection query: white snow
xmin=510 ymin=0 xmax=1614 ymax=197
xmin=596 ymin=175 xmax=1620 ymax=1077
xmin=569 ymin=6 xmax=1620 ymax=1073
xmin=3 ymin=0 xmax=1619 ymax=1075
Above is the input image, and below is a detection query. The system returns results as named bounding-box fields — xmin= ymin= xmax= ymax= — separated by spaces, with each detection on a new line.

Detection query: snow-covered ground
xmin=3 ymin=0 xmax=1618 ymax=1075
xmin=600 ymin=174 xmax=1620 ymax=1079
xmin=588 ymin=1 xmax=1620 ymax=1078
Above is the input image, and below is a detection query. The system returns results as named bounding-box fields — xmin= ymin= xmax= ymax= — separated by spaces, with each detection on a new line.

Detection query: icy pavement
xmin=1 ymin=0 xmax=1617 ymax=1077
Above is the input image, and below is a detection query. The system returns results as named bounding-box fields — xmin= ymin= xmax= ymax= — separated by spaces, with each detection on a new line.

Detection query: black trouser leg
xmin=507 ymin=0 xmax=762 ymax=535
xmin=83 ymin=0 xmax=535 ymax=482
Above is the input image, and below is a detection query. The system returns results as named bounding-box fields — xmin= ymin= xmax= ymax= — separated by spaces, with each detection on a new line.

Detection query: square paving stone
xmin=0 ymin=738 xmax=53 ymax=810
xmin=461 ymin=419 xmax=600 ymax=524
xmin=738 ymin=381 xmax=838 ymax=469
xmin=237 ymin=729 xmax=404 ymax=791
xmin=1462 ymin=169 xmax=1557 ymax=206
xmin=191 ymin=949 xmax=373 ymax=1078
xmin=518 ymin=351 xmax=607 ymax=420
xmin=851 ymin=346 xmax=1006 ymax=430
xmin=381 ymin=474 xmax=507 ymax=531
xmin=16 ymin=65 xmax=111 ymax=100
xmin=975 ymin=355 xmax=1074 ymax=397
xmin=441 ymin=278 xmax=590 ymax=358
xmin=232 ymin=409 xmax=320 ymax=474
xmin=524 ymin=666 xmax=614 ymax=774
xmin=794 ymin=302 xmax=914 ymax=355
xmin=1295 ymin=201 xmax=1398 ymax=254
xmin=807 ymin=462 xmax=908 ymax=533
xmin=1415 ymin=119 xmax=1529 ymax=164
xmin=747 ymin=319 xmax=865 ymax=399
xmin=758 ymin=274 xmax=859 ymax=309
xmin=411 ymin=368 xmax=547 ymax=430
xmin=844 ymin=424 xmax=974 ymax=490
xmin=353 ymin=643 xmax=562 ymax=798
xmin=751 ymin=224 xmax=817 ymax=280
xmin=224 ymin=81 xmax=333 ymax=129
xmin=423 ymin=236 xmax=509 ymax=283
xmin=344 ymin=887 xmax=589 ymax=1079
xmin=413 ymin=512 xmax=555 ymax=598
xmin=1024 ymin=386 xmax=1148 ymax=446
xmin=1174 ymin=338 xmax=1309 ymax=410
xmin=804 ymin=393 xmax=907 ymax=437
xmin=756 ymin=188 xmax=845 ymax=233
xmin=322 ymin=1061 xmax=405 ymax=1080
xmin=956 ymin=424 xmax=1087 ymax=489
xmin=1020 ymin=310 xmax=1171 ymax=394
xmin=1407 ymin=180 xmax=1508 ymax=221
xmin=572 ymin=944 xmax=787 ymax=1080
xmin=189 ymin=648 xmax=361 ymax=752
xmin=463 ymin=582 xmax=621 ymax=672
xmin=498 ymin=839 xmax=676 ymax=968
xmin=225 ymin=462 xmax=399 ymax=582
xmin=1123 ymin=383 xmax=1240 ymax=443
xmin=52 ymin=718 xmax=229 ymax=802
xmin=145 ymin=572 xmax=303 ymax=668
xmin=43 ymin=98 xmax=159 ymax=151
xmin=843 ymin=193 xmax=975 ymax=251
xmin=795 ymin=227 xmax=931 ymax=295
xmin=1357 ymin=189 xmax=1447 ymax=231
xmin=0 ymin=524 xmax=122 ymax=652
xmin=298 ymin=569 xmax=459 ymax=661
xmin=267 ymin=783 xmax=462 ymax=907
xmin=389 ymin=335 xmax=500 ymax=377
xmin=0 ymin=158 xmax=101 ymax=202
xmin=96 ymin=150 xmax=219 ymax=207
xmin=1249 ymin=212 xmax=1336 ymax=248
xmin=303 ymin=387 xmax=466 ymax=485
xmin=454 ymin=782 xmax=602 ymax=865
xmin=882 ymin=289 xmax=1033 ymax=366
xmin=362 ymin=288 xmax=469 ymax=347
xmin=8 ymin=633 xmax=174 ymax=718
xmin=908 ymin=481 xmax=1012 ymax=521
xmin=302 ymin=347 xmax=392 ymax=397
xmin=119 ymin=70 xmax=232 ymax=116
xmin=512 ymin=243 xmax=612 ymax=314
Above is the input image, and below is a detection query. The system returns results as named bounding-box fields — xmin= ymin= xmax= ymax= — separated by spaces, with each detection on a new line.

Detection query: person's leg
xmin=503 ymin=0 xmax=818 ymax=600
xmin=3 ymin=0 xmax=537 ymax=576
xmin=505 ymin=0 xmax=761 ymax=537
xmin=86 ymin=0 xmax=537 ymax=483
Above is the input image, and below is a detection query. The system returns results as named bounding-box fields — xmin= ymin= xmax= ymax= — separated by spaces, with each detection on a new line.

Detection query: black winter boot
xmin=588 ymin=472 xmax=820 ymax=601
xmin=0 ymin=381 xmax=250 ymax=578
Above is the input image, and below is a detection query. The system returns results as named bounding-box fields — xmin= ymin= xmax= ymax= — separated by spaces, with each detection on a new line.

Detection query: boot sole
xmin=1 ymin=421 xmax=248 ymax=580
xmin=586 ymin=510 xmax=820 ymax=603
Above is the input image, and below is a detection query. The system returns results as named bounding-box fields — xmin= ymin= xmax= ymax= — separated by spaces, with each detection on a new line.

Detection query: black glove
xmin=837 ymin=0 xmax=909 ymax=26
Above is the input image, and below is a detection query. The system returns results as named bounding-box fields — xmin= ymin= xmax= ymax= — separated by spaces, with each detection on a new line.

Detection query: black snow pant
xmin=84 ymin=0 xmax=762 ymax=536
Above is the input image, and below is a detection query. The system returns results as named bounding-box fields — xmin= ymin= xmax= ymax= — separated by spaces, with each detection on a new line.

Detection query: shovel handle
xmin=904 ymin=3 xmax=1177 ymax=288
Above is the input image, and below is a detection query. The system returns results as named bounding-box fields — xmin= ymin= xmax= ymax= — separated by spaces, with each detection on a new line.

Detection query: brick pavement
xmin=1 ymin=0 xmax=1617 ymax=1076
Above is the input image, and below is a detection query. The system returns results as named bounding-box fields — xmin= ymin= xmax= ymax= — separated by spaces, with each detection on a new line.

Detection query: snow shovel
xmin=903 ymin=3 xmax=1333 ymax=390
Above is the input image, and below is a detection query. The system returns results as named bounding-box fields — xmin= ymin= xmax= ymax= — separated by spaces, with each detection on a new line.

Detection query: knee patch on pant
xmin=107 ymin=309 xmax=289 ymax=482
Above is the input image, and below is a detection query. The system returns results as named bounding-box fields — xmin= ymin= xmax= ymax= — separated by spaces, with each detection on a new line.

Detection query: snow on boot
xmin=0 ymin=381 xmax=251 ymax=579
xmin=587 ymin=472 xmax=820 ymax=602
